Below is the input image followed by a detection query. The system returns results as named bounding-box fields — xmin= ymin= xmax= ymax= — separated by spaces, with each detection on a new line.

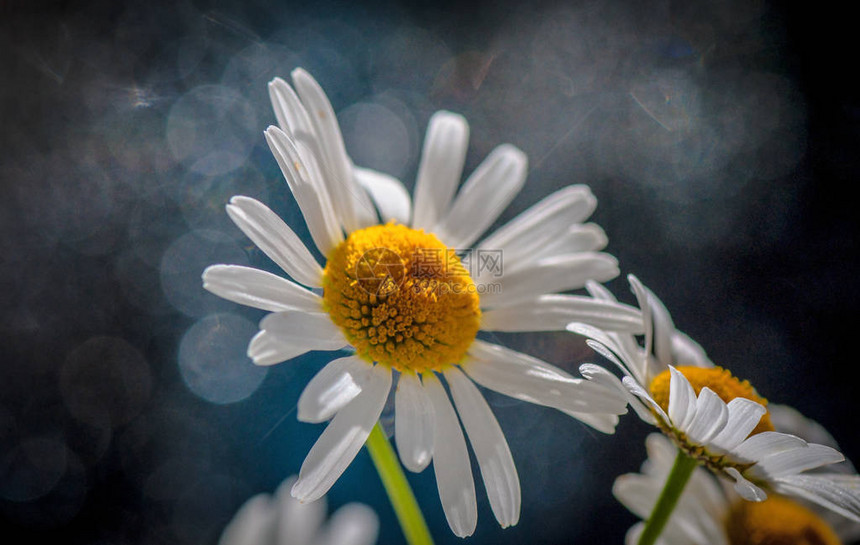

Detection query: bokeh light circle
xmin=178 ymin=313 xmax=267 ymax=404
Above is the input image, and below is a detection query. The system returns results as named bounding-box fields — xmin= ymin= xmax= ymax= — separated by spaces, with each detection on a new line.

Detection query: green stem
xmin=365 ymin=422 xmax=434 ymax=545
xmin=637 ymin=449 xmax=698 ymax=545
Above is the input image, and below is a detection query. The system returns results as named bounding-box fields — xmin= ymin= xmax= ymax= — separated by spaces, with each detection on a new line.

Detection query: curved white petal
xmin=732 ymin=431 xmax=808 ymax=462
xmin=646 ymin=287 xmax=676 ymax=368
xmin=684 ymin=388 xmax=729 ymax=445
xmin=247 ymin=329 xmax=339 ymax=366
xmin=290 ymin=68 xmax=370 ymax=234
xmin=268 ymin=76 xmax=315 ymax=142
xmin=354 ymin=167 xmax=411 ymax=225
xmin=672 ymin=331 xmax=713 ymax=369
xmin=274 ymin=477 xmax=326 ymax=545
xmin=579 ymin=363 xmax=653 ymax=424
xmin=264 ymin=126 xmax=343 ymax=255
xmin=476 ymin=185 xmax=597 ymax=256
xmin=203 ymin=265 xmax=322 ymax=313
xmin=412 ymin=111 xmax=469 ymax=230
xmin=772 ymin=474 xmax=860 ymax=523
xmin=667 ymin=366 xmax=698 ymax=431
xmin=217 ymin=494 xmax=276 ymax=545
xmin=259 ymin=311 xmax=348 ymax=351
xmin=317 ymin=503 xmax=380 ymax=545
xmin=480 ymin=252 xmax=620 ymax=309
xmin=753 ymin=443 xmax=844 ymax=479
xmin=568 ymin=320 xmax=647 ymax=386
xmin=467 ymin=223 xmax=609 ymax=286
xmin=480 ymin=294 xmax=643 ymax=333
xmin=464 ymin=341 xmax=627 ymax=415
xmin=225 ymin=196 xmax=323 ymax=287
xmin=297 ymin=356 xmax=371 ymax=423
xmin=561 ymin=410 xmax=620 ymax=434
xmin=292 ymin=365 xmax=392 ymax=502
xmin=394 ymin=372 xmax=435 ymax=472
xmin=709 ymin=398 xmax=767 ymax=452
xmin=725 ymin=467 xmax=767 ymax=501
xmin=613 ymin=474 xmax=659 ymax=519
xmin=422 ymin=373 xmax=477 ymax=538
xmin=445 ymin=367 xmax=521 ymax=528
xmin=622 ymin=376 xmax=670 ymax=424
xmin=435 ymin=144 xmax=527 ymax=248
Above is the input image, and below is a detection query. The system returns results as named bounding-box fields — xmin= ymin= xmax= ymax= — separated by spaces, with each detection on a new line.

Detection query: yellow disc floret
xmin=726 ymin=495 xmax=841 ymax=545
xmin=323 ymin=223 xmax=481 ymax=373
xmin=649 ymin=366 xmax=774 ymax=436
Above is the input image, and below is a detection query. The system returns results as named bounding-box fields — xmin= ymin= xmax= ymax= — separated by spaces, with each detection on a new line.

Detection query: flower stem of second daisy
xmin=365 ymin=422 xmax=434 ymax=545
xmin=637 ymin=448 xmax=697 ymax=545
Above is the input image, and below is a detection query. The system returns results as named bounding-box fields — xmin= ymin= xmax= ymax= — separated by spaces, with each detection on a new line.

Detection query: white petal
xmin=203 ymin=265 xmax=322 ymax=313
xmin=622 ymin=376 xmax=670 ymax=424
xmin=772 ymin=474 xmax=860 ymax=523
xmin=317 ymin=503 xmax=380 ymax=545
xmin=725 ymin=467 xmax=768 ymax=501
xmin=247 ymin=329 xmax=331 ymax=366
xmin=297 ymin=356 xmax=371 ymax=423
xmin=268 ymin=76 xmax=315 ymax=141
xmin=394 ymin=373 xmax=435 ymax=473
xmin=290 ymin=68 xmax=368 ymax=234
xmin=292 ymin=365 xmax=392 ymax=502
xmin=568 ymin=322 xmax=644 ymax=381
xmin=476 ymin=185 xmax=597 ymax=256
xmin=435 ymin=144 xmax=527 ymax=248
xmin=259 ymin=311 xmax=348 ymax=351
xmin=275 ymin=477 xmax=326 ymax=545
xmin=732 ymin=431 xmax=808 ymax=462
xmin=217 ymin=494 xmax=276 ymax=545
xmin=422 ymin=373 xmax=477 ymax=538
xmin=464 ymin=341 xmax=627 ymax=415
xmin=628 ymin=275 xmax=656 ymax=377
xmin=753 ymin=443 xmax=844 ymax=479
xmin=412 ymin=111 xmax=469 ymax=230
xmin=561 ymin=410 xmax=620 ymax=434
xmin=667 ymin=366 xmax=697 ymax=431
xmin=445 ymin=368 xmax=521 ymax=528
xmin=264 ymin=126 xmax=343 ymax=255
xmin=225 ymin=196 xmax=323 ymax=287
xmin=579 ymin=363 xmax=652 ymax=424
xmin=474 ymin=225 xmax=609 ymax=286
xmin=354 ymin=167 xmax=411 ymax=225
xmin=709 ymin=398 xmax=767 ymax=452
xmin=479 ymin=252 xmax=620 ymax=309
xmin=684 ymin=387 xmax=729 ymax=445
xmin=671 ymin=331 xmax=713 ymax=369
xmin=646 ymin=287 xmax=676 ymax=367
xmin=480 ymin=294 xmax=643 ymax=333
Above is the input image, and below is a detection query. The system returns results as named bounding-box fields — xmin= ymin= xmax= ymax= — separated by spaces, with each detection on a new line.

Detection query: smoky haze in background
xmin=2 ymin=0 xmax=859 ymax=544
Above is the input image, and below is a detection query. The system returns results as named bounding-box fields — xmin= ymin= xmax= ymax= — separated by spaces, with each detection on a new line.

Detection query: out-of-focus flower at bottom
xmin=614 ymin=433 xmax=860 ymax=545
xmin=218 ymin=476 xmax=379 ymax=545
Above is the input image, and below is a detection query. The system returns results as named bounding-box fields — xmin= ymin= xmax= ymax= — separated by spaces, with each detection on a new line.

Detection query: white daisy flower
xmin=569 ymin=276 xmax=860 ymax=522
xmin=203 ymin=68 xmax=637 ymax=536
xmin=218 ymin=476 xmax=378 ymax=545
xmin=614 ymin=433 xmax=860 ymax=545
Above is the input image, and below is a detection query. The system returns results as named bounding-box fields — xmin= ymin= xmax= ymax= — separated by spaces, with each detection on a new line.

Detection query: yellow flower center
xmin=649 ymin=366 xmax=774 ymax=436
xmin=726 ymin=495 xmax=841 ymax=545
xmin=322 ymin=223 xmax=481 ymax=373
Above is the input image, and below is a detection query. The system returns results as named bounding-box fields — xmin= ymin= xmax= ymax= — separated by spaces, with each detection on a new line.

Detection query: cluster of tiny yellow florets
xmin=322 ymin=223 xmax=481 ymax=373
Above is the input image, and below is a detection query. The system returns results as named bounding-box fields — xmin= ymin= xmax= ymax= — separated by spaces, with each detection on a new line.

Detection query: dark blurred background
xmin=2 ymin=0 xmax=859 ymax=543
